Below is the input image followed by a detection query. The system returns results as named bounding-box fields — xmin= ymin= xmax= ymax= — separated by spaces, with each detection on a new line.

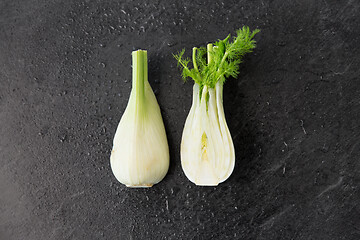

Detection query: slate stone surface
xmin=1 ymin=0 xmax=359 ymax=239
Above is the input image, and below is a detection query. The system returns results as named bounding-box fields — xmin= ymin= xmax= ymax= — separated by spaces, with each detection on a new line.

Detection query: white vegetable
xmin=110 ymin=50 xmax=169 ymax=187
xmin=181 ymin=82 xmax=235 ymax=186
xmin=175 ymin=27 xmax=259 ymax=185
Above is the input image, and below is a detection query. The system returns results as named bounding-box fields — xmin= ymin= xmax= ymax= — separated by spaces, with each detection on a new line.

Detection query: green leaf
xmin=174 ymin=26 xmax=259 ymax=91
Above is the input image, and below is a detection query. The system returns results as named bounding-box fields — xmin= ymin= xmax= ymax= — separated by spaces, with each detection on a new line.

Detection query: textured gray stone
xmin=1 ymin=0 xmax=359 ymax=239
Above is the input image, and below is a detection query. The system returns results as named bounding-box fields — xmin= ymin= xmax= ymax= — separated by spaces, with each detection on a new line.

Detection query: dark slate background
xmin=1 ymin=0 xmax=359 ymax=239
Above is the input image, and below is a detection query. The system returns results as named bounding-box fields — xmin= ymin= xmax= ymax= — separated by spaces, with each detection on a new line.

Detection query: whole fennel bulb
xmin=175 ymin=27 xmax=259 ymax=186
xmin=110 ymin=50 xmax=169 ymax=187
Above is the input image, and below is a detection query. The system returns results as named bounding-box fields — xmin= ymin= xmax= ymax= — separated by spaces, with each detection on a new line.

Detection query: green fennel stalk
xmin=174 ymin=26 xmax=260 ymax=93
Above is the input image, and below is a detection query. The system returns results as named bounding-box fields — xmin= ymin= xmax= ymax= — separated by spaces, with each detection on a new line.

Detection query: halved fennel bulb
xmin=175 ymin=26 xmax=259 ymax=185
xmin=110 ymin=50 xmax=169 ymax=187
xmin=181 ymin=82 xmax=235 ymax=186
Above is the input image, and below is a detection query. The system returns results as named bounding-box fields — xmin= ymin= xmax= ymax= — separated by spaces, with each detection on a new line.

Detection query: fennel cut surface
xmin=181 ymin=82 xmax=235 ymax=186
xmin=175 ymin=27 xmax=259 ymax=186
xmin=110 ymin=50 xmax=169 ymax=187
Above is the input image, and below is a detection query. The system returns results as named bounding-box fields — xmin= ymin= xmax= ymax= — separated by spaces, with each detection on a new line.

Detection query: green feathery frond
xmin=174 ymin=26 xmax=259 ymax=93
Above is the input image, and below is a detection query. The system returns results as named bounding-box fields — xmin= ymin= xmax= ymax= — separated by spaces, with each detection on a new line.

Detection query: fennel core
xmin=110 ymin=50 xmax=169 ymax=188
xmin=175 ymin=26 xmax=259 ymax=186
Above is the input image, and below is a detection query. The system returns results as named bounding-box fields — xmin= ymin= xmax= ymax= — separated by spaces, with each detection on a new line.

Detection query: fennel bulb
xmin=175 ymin=27 xmax=259 ymax=186
xmin=110 ymin=50 xmax=169 ymax=187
